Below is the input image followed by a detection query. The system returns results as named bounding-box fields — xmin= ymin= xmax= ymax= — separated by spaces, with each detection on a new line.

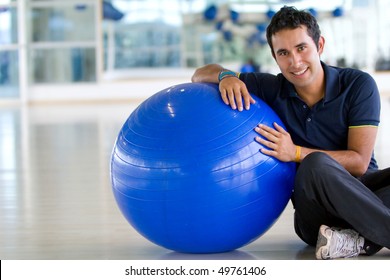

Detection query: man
xmin=191 ymin=6 xmax=390 ymax=260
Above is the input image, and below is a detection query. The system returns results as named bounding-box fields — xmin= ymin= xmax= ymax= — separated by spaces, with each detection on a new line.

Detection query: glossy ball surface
xmin=111 ymin=83 xmax=296 ymax=253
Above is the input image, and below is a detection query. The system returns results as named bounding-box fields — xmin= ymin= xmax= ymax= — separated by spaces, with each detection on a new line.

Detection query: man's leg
xmin=293 ymin=152 xmax=390 ymax=251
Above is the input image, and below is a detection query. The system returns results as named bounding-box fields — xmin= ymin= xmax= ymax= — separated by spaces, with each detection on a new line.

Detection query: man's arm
xmin=192 ymin=64 xmax=256 ymax=111
xmin=191 ymin=64 xmax=222 ymax=83
xmin=300 ymin=126 xmax=378 ymax=177
xmin=256 ymin=124 xmax=377 ymax=177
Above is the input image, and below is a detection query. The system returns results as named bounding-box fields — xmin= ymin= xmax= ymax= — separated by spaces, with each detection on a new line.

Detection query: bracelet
xmin=218 ymin=69 xmax=240 ymax=82
xmin=295 ymin=145 xmax=301 ymax=162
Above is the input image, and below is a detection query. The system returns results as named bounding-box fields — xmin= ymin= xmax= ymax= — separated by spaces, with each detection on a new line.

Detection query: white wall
xmin=26 ymin=68 xmax=390 ymax=103
xmin=28 ymin=68 xmax=195 ymax=102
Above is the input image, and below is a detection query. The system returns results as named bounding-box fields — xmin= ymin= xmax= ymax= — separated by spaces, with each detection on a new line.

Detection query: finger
xmin=258 ymin=123 xmax=272 ymax=131
xmin=219 ymin=87 xmax=230 ymax=106
xmin=242 ymin=88 xmax=255 ymax=110
xmin=273 ymin=122 xmax=287 ymax=133
xmin=255 ymin=136 xmax=273 ymax=148
xmin=226 ymin=89 xmax=237 ymax=110
xmin=258 ymin=124 xmax=281 ymax=137
xmin=234 ymin=90 xmax=244 ymax=111
xmin=256 ymin=125 xmax=280 ymax=142
xmin=255 ymin=135 xmax=278 ymax=150
xmin=219 ymin=84 xmax=230 ymax=105
xmin=260 ymin=147 xmax=277 ymax=157
xmin=255 ymin=135 xmax=265 ymax=145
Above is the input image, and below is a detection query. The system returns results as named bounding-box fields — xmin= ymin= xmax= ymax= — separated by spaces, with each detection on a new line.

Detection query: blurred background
xmin=2 ymin=0 xmax=390 ymax=260
xmin=1 ymin=0 xmax=390 ymax=102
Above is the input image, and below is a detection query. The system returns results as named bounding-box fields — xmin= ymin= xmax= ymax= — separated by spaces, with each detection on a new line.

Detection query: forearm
xmin=191 ymin=64 xmax=224 ymax=83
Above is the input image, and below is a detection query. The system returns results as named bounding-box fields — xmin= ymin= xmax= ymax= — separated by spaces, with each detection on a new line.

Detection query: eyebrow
xmin=296 ymin=42 xmax=308 ymax=48
xmin=276 ymin=42 xmax=308 ymax=55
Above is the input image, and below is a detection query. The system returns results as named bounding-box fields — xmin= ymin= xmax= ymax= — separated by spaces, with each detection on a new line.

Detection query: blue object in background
xmin=333 ymin=7 xmax=344 ymax=17
xmin=266 ymin=9 xmax=276 ymax=19
xmin=110 ymin=83 xmax=296 ymax=253
xmin=230 ymin=9 xmax=239 ymax=23
xmin=204 ymin=5 xmax=218 ymax=21
xmin=71 ymin=48 xmax=83 ymax=82
xmin=103 ymin=1 xmax=124 ymax=21
xmin=308 ymin=8 xmax=318 ymax=17
xmin=222 ymin=30 xmax=233 ymax=42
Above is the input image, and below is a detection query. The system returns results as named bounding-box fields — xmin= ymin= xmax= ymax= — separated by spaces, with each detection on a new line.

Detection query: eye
xmin=298 ymin=45 xmax=306 ymax=52
xmin=278 ymin=50 xmax=288 ymax=56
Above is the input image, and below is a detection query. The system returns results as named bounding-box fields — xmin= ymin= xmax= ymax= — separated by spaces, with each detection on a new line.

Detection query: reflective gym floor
xmin=1 ymin=93 xmax=390 ymax=260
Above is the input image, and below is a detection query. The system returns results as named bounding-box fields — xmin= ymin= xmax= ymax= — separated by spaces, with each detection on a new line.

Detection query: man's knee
xmin=300 ymin=152 xmax=332 ymax=170
xmin=295 ymin=152 xmax=330 ymax=186
xmin=294 ymin=152 xmax=341 ymax=202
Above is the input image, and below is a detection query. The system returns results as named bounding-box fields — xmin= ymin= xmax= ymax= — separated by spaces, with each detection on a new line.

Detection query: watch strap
xmin=218 ymin=69 xmax=240 ymax=82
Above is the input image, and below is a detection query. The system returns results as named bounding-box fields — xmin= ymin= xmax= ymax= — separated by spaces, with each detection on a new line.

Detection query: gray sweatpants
xmin=292 ymin=152 xmax=390 ymax=254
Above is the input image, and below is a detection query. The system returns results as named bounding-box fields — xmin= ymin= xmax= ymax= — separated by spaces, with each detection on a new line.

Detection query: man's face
xmin=271 ymin=26 xmax=324 ymax=91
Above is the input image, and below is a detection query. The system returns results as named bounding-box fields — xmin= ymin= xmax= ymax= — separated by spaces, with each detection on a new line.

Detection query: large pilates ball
xmin=110 ymin=82 xmax=296 ymax=253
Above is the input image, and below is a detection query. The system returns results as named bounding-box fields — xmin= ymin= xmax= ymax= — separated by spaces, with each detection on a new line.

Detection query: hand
xmin=219 ymin=77 xmax=256 ymax=111
xmin=255 ymin=122 xmax=296 ymax=162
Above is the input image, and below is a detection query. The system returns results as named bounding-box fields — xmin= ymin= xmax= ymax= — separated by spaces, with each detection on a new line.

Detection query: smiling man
xmin=191 ymin=6 xmax=390 ymax=260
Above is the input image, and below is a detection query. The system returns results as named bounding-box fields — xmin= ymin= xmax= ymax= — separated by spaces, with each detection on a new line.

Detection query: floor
xmin=1 ymin=94 xmax=390 ymax=261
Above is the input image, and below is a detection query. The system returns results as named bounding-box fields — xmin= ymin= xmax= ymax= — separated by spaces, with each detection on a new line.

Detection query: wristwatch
xmin=218 ymin=69 xmax=240 ymax=82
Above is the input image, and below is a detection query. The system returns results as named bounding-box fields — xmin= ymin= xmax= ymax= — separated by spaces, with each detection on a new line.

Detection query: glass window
xmin=29 ymin=5 xmax=95 ymax=42
xmin=103 ymin=0 xmax=184 ymax=69
xmin=0 ymin=107 xmax=21 ymax=188
xmin=104 ymin=22 xmax=180 ymax=69
xmin=27 ymin=2 xmax=98 ymax=85
xmin=0 ymin=6 xmax=18 ymax=45
xmin=30 ymin=47 xmax=96 ymax=83
xmin=0 ymin=1 xmax=17 ymax=4
xmin=0 ymin=50 xmax=19 ymax=98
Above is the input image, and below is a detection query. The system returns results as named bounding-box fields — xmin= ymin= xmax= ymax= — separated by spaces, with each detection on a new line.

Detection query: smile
xmin=291 ymin=68 xmax=308 ymax=76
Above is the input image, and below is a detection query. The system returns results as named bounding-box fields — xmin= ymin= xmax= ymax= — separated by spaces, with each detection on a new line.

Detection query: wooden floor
xmin=1 ymin=96 xmax=390 ymax=261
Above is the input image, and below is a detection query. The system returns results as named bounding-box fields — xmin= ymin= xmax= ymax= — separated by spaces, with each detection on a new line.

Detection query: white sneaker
xmin=315 ymin=225 xmax=364 ymax=260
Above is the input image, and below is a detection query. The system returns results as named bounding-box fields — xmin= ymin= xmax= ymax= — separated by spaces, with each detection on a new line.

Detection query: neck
xmin=295 ymin=68 xmax=325 ymax=107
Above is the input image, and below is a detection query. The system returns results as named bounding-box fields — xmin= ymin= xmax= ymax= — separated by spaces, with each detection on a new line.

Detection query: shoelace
xmin=330 ymin=229 xmax=362 ymax=258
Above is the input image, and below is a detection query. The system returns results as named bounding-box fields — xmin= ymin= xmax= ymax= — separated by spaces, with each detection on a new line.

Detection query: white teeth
xmin=293 ymin=69 xmax=306 ymax=75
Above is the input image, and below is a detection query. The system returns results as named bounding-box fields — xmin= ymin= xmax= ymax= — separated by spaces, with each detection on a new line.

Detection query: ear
xmin=317 ymin=36 xmax=325 ymax=55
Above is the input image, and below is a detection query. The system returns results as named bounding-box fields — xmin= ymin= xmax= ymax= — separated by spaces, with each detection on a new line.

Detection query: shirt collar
xmin=322 ymin=61 xmax=340 ymax=103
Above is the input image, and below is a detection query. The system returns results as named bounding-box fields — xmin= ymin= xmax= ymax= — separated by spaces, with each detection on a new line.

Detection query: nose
xmin=290 ymin=52 xmax=302 ymax=67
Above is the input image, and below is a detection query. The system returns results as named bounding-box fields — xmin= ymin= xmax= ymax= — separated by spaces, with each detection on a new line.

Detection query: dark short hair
xmin=266 ymin=6 xmax=321 ymax=56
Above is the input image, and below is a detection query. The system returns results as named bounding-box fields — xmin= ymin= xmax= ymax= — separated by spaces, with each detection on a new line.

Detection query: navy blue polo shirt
xmin=240 ymin=62 xmax=381 ymax=170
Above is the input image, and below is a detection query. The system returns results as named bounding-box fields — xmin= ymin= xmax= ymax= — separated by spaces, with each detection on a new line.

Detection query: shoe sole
xmin=315 ymin=225 xmax=330 ymax=260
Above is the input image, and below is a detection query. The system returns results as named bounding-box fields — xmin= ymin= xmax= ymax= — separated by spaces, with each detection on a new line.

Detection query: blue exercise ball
xmin=111 ymin=82 xmax=296 ymax=253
